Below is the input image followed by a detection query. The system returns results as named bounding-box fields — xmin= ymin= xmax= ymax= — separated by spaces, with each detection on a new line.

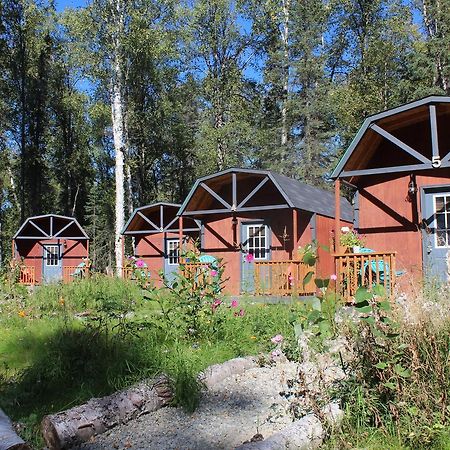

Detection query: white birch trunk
xmin=110 ymin=0 xmax=126 ymax=276
xmin=280 ymin=0 xmax=290 ymax=147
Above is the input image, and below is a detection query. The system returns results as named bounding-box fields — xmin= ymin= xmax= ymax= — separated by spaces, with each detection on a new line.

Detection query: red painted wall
xmin=17 ymin=239 xmax=88 ymax=283
xmin=134 ymin=231 xmax=199 ymax=287
xmin=357 ymin=170 xmax=450 ymax=280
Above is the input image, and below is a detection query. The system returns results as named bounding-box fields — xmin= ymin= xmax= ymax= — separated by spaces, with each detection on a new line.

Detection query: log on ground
xmin=41 ymin=374 xmax=172 ymax=450
xmin=0 ymin=409 xmax=31 ymax=450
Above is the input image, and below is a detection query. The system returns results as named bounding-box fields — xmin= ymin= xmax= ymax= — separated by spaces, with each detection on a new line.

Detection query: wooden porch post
xmin=334 ymin=179 xmax=341 ymax=253
xmin=292 ymin=209 xmax=298 ymax=260
xmin=11 ymin=239 xmax=15 ymax=260
xmin=178 ymin=216 xmax=183 ymax=263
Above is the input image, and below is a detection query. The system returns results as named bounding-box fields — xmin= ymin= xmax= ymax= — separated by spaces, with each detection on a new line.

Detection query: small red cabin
xmin=13 ymin=214 xmax=89 ymax=285
xmin=178 ymin=168 xmax=353 ymax=295
xmin=332 ymin=95 xmax=450 ymax=287
xmin=121 ymin=202 xmax=201 ymax=285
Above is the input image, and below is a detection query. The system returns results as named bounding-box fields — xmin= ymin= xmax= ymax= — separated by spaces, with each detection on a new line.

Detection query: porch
xmin=334 ymin=251 xmax=397 ymax=299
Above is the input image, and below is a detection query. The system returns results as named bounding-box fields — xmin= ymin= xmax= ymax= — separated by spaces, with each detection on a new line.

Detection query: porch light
xmin=408 ymin=176 xmax=417 ymax=195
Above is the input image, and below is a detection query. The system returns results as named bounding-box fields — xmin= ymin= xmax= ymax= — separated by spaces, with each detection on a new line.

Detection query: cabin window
xmin=44 ymin=245 xmax=59 ymax=266
xmin=245 ymin=224 xmax=269 ymax=260
xmin=166 ymin=239 xmax=180 ymax=265
xmin=434 ymin=195 xmax=450 ymax=248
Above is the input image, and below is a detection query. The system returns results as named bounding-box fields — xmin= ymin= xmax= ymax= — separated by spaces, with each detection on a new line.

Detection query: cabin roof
xmin=122 ymin=202 xmax=201 ymax=235
xmin=13 ymin=214 xmax=89 ymax=240
xmin=331 ymin=95 xmax=450 ymax=183
xmin=179 ymin=168 xmax=353 ymax=222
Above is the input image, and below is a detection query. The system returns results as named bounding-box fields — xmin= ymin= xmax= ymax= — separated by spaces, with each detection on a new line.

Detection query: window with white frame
xmin=434 ymin=195 xmax=450 ymax=248
xmin=166 ymin=239 xmax=180 ymax=265
xmin=44 ymin=245 xmax=59 ymax=266
xmin=244 ymin=224 xmax=269 ymax=259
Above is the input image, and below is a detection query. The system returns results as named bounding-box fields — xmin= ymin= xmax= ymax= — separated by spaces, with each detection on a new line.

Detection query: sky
xmin=55 ymin=0 xmax=87 ymax=12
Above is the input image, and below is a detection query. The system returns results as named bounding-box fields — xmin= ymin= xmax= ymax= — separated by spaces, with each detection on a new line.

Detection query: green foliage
xmin=338 ymin=286 xmax=450 ymax=448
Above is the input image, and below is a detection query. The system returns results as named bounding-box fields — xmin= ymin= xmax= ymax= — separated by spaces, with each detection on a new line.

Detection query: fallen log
xmin=41 ymin=374 xmax=172 ymax=450
xmin=0 ymin=409 xmax=30 ymax=450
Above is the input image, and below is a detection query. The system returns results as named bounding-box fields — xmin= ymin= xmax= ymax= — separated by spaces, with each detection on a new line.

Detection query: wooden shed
xmin=13 ymin=214 xmax=89 ymax=285
xmin=332 ymin=95 xmax=450 ymax=289
xmin=178 ymin=168 xmax=353 ymax=296
xmin=122 ymin=202 xmax=201 ymax=285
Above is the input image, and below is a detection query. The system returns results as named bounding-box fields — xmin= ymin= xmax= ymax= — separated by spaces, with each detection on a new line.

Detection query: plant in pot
xmin=339 ymin=227 xmax=365 ymax=253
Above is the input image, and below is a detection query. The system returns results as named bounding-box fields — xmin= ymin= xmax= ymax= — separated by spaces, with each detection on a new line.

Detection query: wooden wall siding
xmin=356 ymin=170 xmax=450 ymax=277
xmin=17 ymin=239 xmax=88 ymax=284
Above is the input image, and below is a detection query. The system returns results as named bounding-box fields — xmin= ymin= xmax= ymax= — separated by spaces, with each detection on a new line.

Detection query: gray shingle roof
xmin=270 ymin=171 xmax=353 ymax=222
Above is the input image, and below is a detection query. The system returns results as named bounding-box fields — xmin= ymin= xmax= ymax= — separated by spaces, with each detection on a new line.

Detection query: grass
xmin=0 ymin=276 xmax=299 ymax=447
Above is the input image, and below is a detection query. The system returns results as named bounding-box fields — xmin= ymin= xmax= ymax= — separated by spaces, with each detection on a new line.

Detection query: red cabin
xmin=177 ymin=168 xmax=353 ymax=296
xmin=332 ymin=95 xmax=450 ymax=294
xmin=13 ymin=214 xmax=89 ymax=285
xmin=121 ymin=202 xmax=201 ymax=285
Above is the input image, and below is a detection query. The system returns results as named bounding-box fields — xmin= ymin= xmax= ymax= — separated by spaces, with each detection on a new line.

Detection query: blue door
xmin=42 ymin=244 xmax=62 ymax=283
xmin=422 ymin=187 xmax=450 ymax=281
xmin=164 ymin=238 xmax=180 ymax=285
xmin=240 ymin=223 xmax=270 ymax=294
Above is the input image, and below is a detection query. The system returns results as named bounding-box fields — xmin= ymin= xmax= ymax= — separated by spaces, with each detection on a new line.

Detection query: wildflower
xmin=330 ymin=274 xmax=337 ymax=281
xmin=231 ymin=299 xmax=238 ymax=308
xmin=271 ymin=349 xmax=281 ymax=358
xmin=59 ymin=297 xmax=65 ymax=306
xmin=210 ymin=269 xmax=218 ymax=277
xmin=239 ymin=308 xmax=245 ymax=317
xmin=250 ymin=336 xmax=257 ymax=340
xmin=18 ymin=310 xmax=26 ymax=318
xmin=271 ymin=334 xmax=284 ymax=344
xmin=211 ymin=298 xmax=222 ymax=311
xmin=135 ymin=259 xmax=145 ymax=268
xmin=341 ymin=226 xmax=350 ymax=233
xmin=245 ymin=253 xmax=254 ymax=263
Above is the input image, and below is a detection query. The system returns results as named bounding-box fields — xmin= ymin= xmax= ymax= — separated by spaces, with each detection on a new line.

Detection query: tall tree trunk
xmin=280 ymin=0 xmax=290 ymax=147
xmin=110 ymin=0 xmax=126 ymax=275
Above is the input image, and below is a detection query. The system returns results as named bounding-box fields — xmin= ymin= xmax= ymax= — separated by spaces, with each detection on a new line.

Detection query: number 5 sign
xmin=432 ymin=156 xmax=441 ymax=168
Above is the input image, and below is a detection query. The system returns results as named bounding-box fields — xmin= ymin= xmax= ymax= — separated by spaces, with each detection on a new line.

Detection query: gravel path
xmin=77 ymin=361 xmax=297 ymax=450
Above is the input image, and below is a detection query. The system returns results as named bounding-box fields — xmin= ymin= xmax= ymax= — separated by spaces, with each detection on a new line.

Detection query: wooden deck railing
xmin=334 ymin=251 xmax=396 ymax=300
xmin=121 ymin=267 xmax=152 ymax=286
xmin=63 ymin=266 xmax=90 ymax=283
xmin=180 ymin=263 xmax=215 ymax=290
xmin=254 ymin=260 xmax=316 ymax=296
xmin=19 ymin=266 xmax=36 ymax=285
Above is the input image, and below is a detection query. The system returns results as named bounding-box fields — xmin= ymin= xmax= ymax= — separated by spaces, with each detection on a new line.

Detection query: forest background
xmin=0 ymin=0 xmax=448 ymax=270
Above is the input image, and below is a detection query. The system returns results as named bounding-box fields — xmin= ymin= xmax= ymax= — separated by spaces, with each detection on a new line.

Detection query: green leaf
xmin=319 ymin=320 xmax=331 ymax=335
xmin=378 ymin=300 xmax=391 ymax=311
xmin=302 ymin=253 xmax=316 ymax=267
xmin=383 ymin=382 xmax=397 ymax=390
xmin=355 ymin=287 xmax=372 ymax=303
xmin=310 ymin=297 xmax=322 ymax=311
xmin=372 ymin=284 xmax=386 ymax=297
xmin=375 ymin=362 xmax=387 ymax=369
xmin=302 ymin=271 xmax=314 ymax=287
xmin=293 ymin=323 xmax=303 ymax=340
xmin=307 ymin=310 xmax=321 ymax=323
xmin=361 ymin=316 xmax=375 ymax=325
xmin=356 ymin=305 xmax=372 ymax=314
xmin=394 ymin=364 xmax=412 ymax=378
xmin=314 ymin=278 xmax=330 ymax=289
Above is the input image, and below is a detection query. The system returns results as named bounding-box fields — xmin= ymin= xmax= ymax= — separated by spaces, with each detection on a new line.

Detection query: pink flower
xmin=271 ymin=349 xmax=281 ymax=358
xmin=271 ymin=334 xmax=284 ymax=344
xmin=211 ymin=299 xmax=222 ymax=311
xmin=135 ymin=259 xmax=145 ymax=268
xmin=330 ymin=274 xmax=337 ymax=281
xmin=231 ymin=299 xmax=238 ymax=308
xmin=210 ymin=269 xmax=218 ymax=277
xmin=239 ymin=309 xmax=245 ymax=317
xmin=245 ymin=253 xmax=254 ymax=263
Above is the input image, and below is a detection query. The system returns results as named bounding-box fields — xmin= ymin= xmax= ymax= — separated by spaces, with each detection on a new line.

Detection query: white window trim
xmin=433 ymin=193 xmax=450 ymax=248
xmin=44 ymin=245 xmax=60 ymax=267
xmin=243 ymin=224 xmax=269 ymax=260
xmin=166 ymin=239 xmax=180 ymax=266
